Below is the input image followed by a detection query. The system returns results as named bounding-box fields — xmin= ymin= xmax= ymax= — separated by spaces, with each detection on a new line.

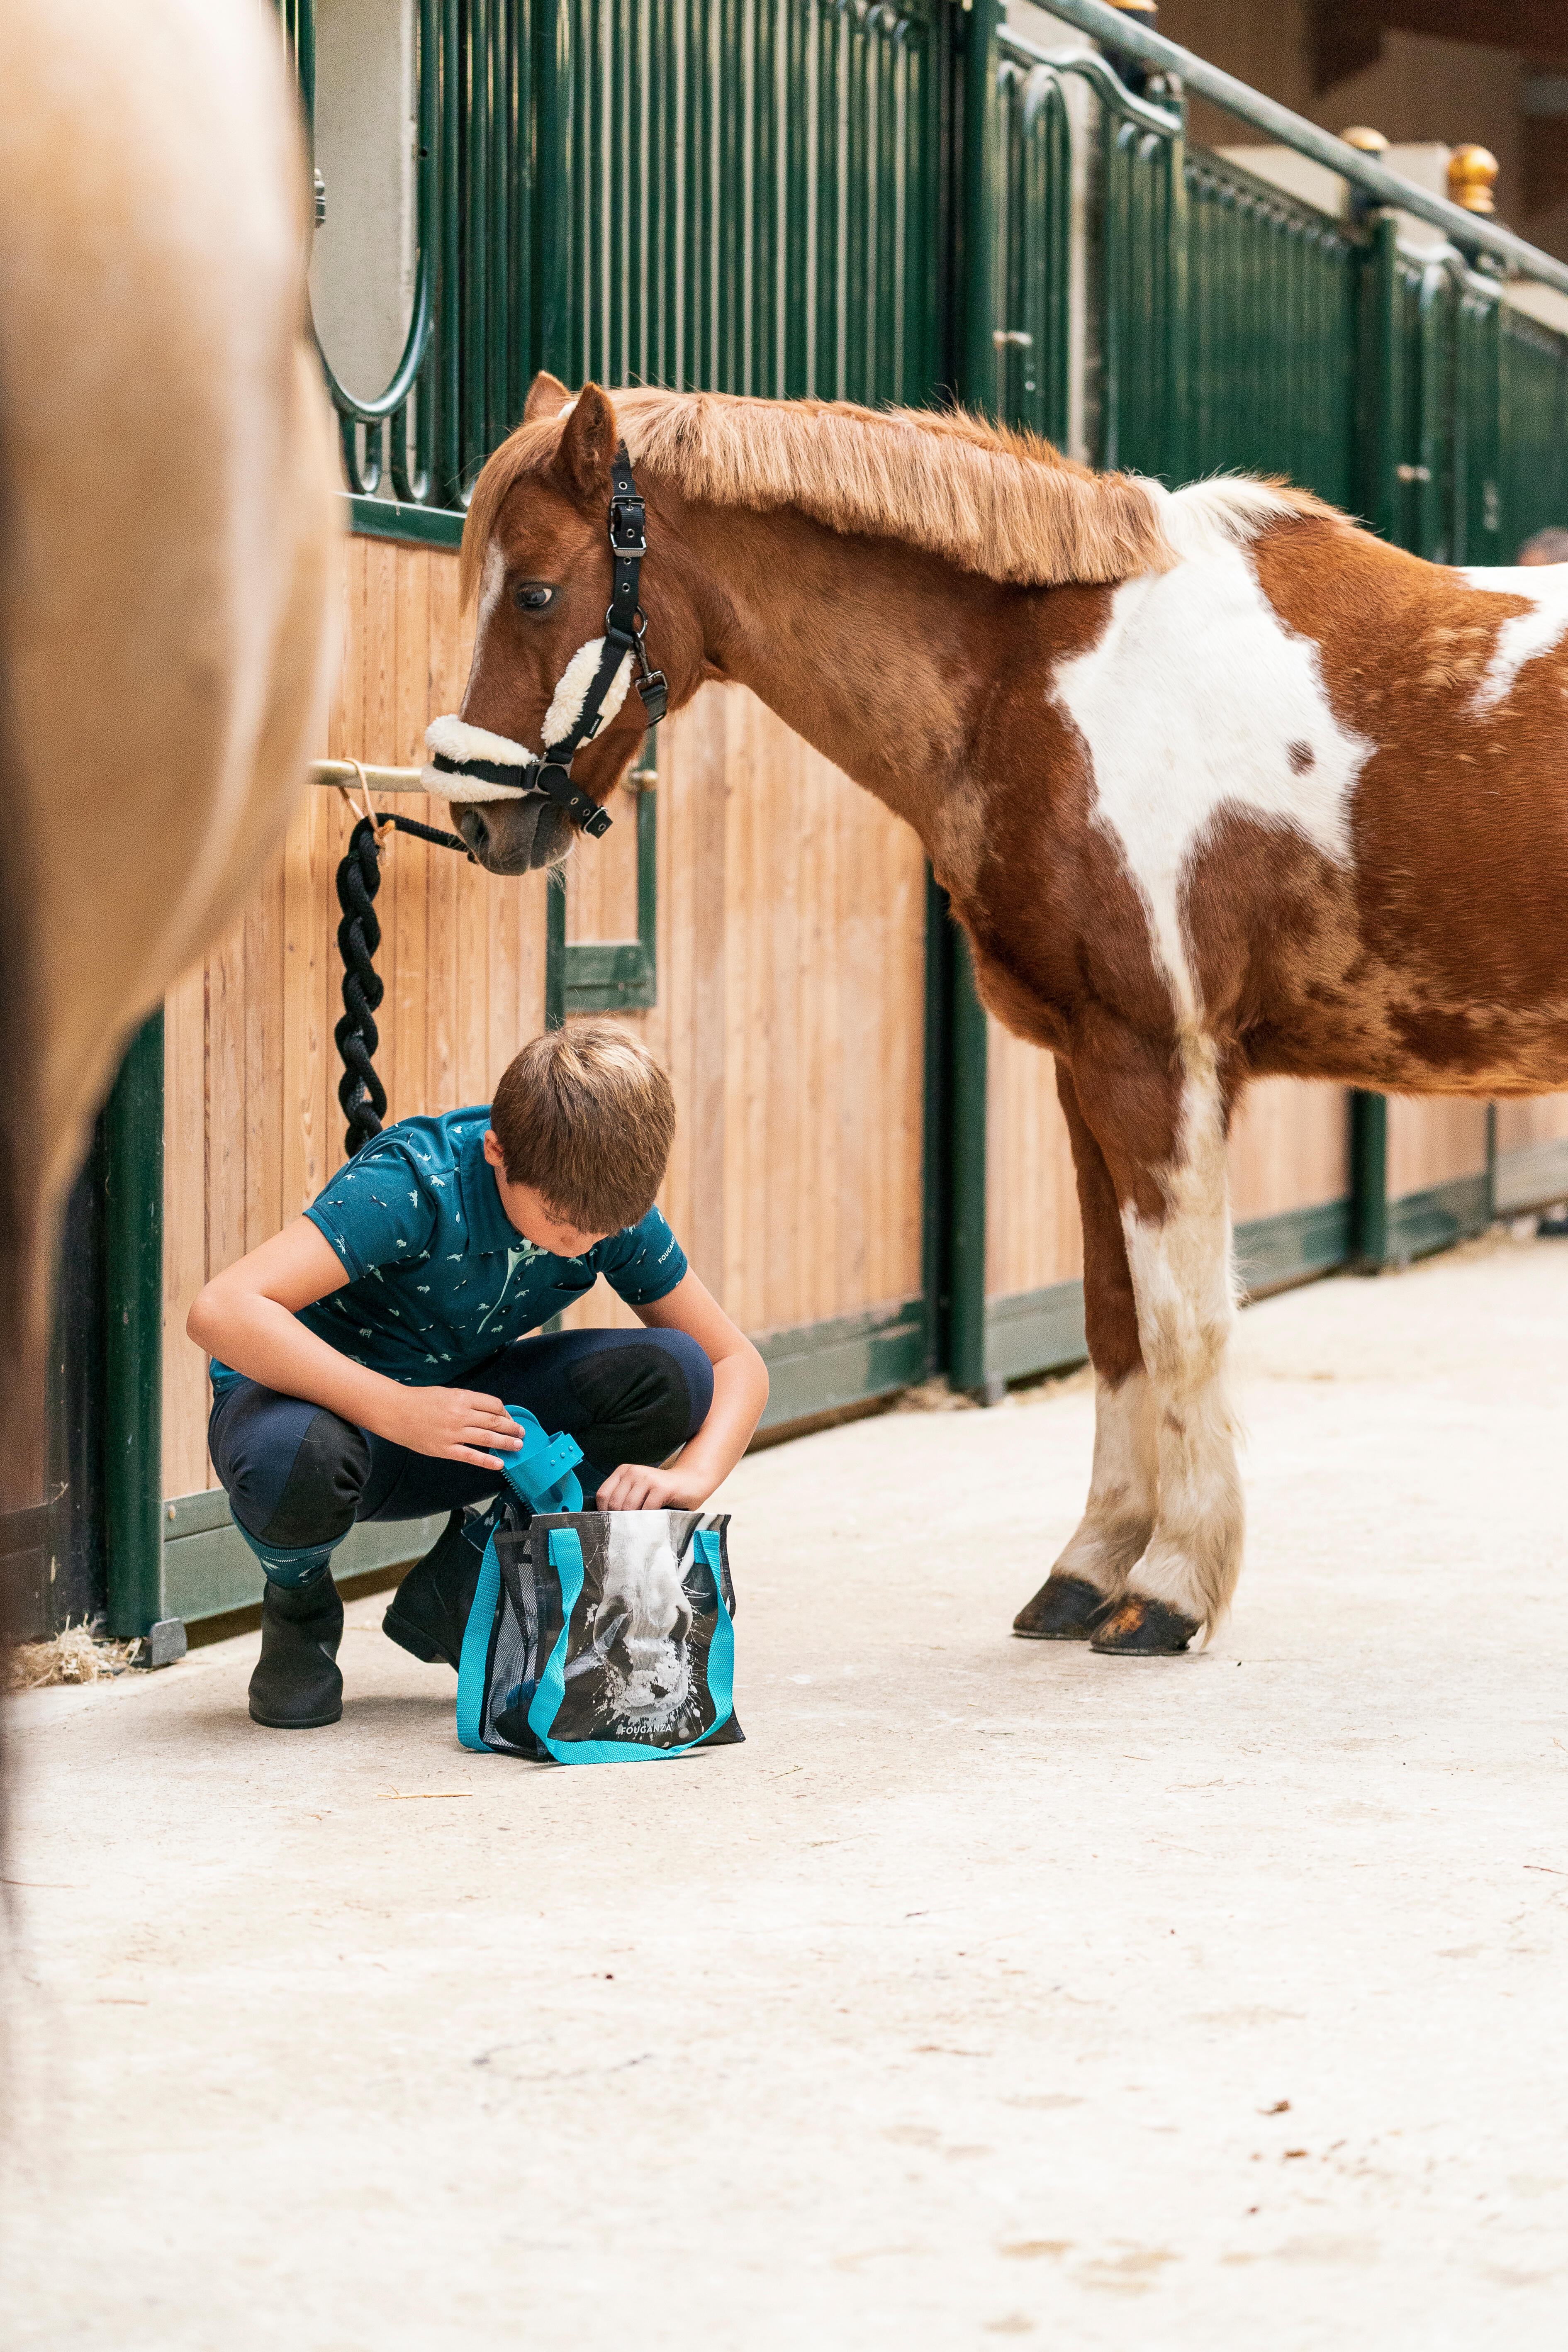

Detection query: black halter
xmin=430 ymin=441 xmax=667 ymax=840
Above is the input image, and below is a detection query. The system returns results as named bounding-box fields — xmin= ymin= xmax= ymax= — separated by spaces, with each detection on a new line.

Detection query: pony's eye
xmin=514 ymin=581 xmax=555 ymax=612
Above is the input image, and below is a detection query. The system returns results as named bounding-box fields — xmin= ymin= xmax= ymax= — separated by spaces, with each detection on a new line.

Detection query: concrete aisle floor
xmin=4 ymin=1235 xmax=1567 ymax=2350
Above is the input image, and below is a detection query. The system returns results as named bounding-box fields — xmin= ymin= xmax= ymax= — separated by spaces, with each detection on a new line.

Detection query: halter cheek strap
xmin=421 ymin=439 xmax=668 ymax=841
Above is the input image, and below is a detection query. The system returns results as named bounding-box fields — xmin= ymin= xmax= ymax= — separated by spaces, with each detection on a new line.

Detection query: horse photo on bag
xmin=482 ymin=1507 xmax=742 ymax=1760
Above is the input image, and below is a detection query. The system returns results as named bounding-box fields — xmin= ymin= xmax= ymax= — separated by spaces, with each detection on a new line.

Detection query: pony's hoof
xmin=1013 ymin=1573 xmax=1114 ymax=1641
xmin=1089 ymin=1596 xmax=1198 ymax=1655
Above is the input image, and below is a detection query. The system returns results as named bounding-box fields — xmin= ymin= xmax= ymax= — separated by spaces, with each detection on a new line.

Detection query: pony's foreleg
xmin=1013 ymin=1059 xmax=1156 ymax=1640
xmin=1072 ymin=1022 xmax=1244 ymax=1656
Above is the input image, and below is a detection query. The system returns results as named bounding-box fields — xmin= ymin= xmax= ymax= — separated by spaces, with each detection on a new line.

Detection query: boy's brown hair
xmin=489 ymin=1018 xmax=675 ymax=1234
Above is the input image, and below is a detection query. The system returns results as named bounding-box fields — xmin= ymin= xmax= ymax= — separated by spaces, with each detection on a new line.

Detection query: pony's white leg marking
xmin=1119 ymin=1041 xmax=1243 ymax=1634
xmin=1049 ymin=1370 xmax=1157 ymax=1599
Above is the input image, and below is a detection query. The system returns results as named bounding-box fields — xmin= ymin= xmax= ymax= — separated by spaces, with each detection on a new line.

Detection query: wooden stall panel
xmin=558 ymin=684 xmax=929 ymax=1342
xmin=984 ymin=1025 xmax=1083 ymax=1300
xmin=983 ymin=1057 xmax=1351 ymax=1314
xmin=1386 ymin=1098 xmax=1490 ymax=1202
xmin=1494 ymin=1092 xmax=1568 ymax=1213
xmin=161 ymin=544 xmax=550 ymax=1497
xmin=1227 ymin=1079 xmax=1349 ymax=1222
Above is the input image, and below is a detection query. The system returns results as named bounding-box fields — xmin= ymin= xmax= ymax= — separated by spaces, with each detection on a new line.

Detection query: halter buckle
xmin=631 ymin=611 xmax=668 ymax=723
xmin=608 ymin=493 xmax=647 ymax=556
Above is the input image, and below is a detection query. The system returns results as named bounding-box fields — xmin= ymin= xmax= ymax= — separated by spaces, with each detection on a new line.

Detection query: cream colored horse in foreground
xmin=0 ymin=0 xmax=336 ymax=1551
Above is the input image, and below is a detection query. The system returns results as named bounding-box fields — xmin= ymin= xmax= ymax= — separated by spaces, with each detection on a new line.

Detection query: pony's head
xmin=438 ymin=373 xmax=706 ymax=874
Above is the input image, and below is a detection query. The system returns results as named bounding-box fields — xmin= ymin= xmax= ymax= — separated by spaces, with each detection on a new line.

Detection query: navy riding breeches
xmin=209 ymin=1325 xmax=713 ymax=1583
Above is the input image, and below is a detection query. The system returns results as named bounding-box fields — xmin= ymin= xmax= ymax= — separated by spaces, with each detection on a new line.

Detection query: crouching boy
xmin=188 ymin=1020 xmax=769 ymax=1729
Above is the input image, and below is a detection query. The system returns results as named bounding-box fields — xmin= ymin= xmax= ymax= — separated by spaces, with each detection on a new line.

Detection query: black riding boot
xmin=382 ymin=1509 xmax=488 ymax=1670
xmin=248 ymin=1574 xmax=344 ymax=1729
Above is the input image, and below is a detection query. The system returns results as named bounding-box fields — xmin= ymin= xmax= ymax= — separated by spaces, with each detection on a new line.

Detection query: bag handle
xmin=526 ymin=1524 xmax=735 ymax=1765
xmin=455 ymin=1407 xmax=584 ymax=1751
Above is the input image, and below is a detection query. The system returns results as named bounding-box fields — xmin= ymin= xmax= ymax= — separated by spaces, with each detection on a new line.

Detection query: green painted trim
xmin=986 ymin=1278 xmax=1086 ymax=1385
xmin=1387 ymin=1169 xmax=1491 ymax=1262
xmin=345 ymin=493 xmax=464 ymax=549
xmin=563 ymin=779 xmax=658 ymax=1013
xmin=945 ymin=0 xmax=1001 ymax=1397
xmin=754 ymin=1300 xmax=928 ymax=1430
xmin=1234 ymin=1198 xmax=1352 ymax=1293
xmin=544 ymin=872 xmax=565 ymax=1031
xmin=163 ymin=1498 xmax=449 ymax=1627
xmin=920 ymin=870 xmax=952 ymax=1383
xmin=1349 ymin=1089 xmax=1389 ymax=1269
xmin=1493 ymin=1137 xmax=1568 ymax=1216
xmin=948 ymin=937 xmax=990 ymax=1391
xmin=103 ymin=1015 xmax=166 ymax=1638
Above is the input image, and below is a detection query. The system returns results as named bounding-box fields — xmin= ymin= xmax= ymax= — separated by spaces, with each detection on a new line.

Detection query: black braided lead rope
xmin=334 ymin=810 xmax=475 ymax=1157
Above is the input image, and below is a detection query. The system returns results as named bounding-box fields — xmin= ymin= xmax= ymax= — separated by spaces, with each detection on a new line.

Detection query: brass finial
xmin=1448 ymin=144 xmax=1499 ymax=215
xmin=1340 ymin=125 xmax=1388 ymax=155
xmin=1110 ymin=2 xmax=1159 ymax=11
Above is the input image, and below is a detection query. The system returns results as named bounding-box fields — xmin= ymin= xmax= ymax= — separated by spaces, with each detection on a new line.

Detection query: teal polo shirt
xmin=208 ymin=1105 xmax=687 ymax=1399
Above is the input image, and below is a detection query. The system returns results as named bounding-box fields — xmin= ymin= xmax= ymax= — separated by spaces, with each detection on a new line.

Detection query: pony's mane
xmin=460 ymin=387 xmax=1339 ymax=603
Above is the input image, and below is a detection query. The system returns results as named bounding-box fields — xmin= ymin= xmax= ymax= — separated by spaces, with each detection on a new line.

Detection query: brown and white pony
xmin=439 ymin=371 xmax=1568 ymax=1656
xmin=0 ymin=2 xmax=336 ymax=1583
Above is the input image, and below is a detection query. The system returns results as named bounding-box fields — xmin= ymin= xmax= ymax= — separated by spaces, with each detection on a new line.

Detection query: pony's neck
xmin=668 ymin=497 xmax=1006 ymax=884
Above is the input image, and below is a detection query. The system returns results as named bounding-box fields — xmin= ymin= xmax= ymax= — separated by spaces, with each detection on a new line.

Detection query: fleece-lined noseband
xmin=421 ymin=441 xmax=668 ymax=840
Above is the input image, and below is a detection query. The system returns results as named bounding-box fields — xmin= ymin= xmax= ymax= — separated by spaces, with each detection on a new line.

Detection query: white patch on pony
xmin=1463 ymin=564 xmax=1568 ymax=713
xmin=420 ymin=713 xmax=537 ymax=800
xmin=1119 ymin=1039 xmax=1243 ymax=1635
xmin=475 ymin=540 xmax=507 ymax=644
xmin=1049 ymin=1369 xmax=1157 ymax=1601
xmin=542 ymin=638 xmax=632 ymax=748
xmin=1052 ymin=538 xmax=1373 ymax=1026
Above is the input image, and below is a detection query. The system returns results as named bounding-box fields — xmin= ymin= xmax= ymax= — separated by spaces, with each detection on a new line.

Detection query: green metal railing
xmin=1184 ymin=151 xmax=1360 ymax=506
xmin=287 ymin=0 xmax=954 ymax=530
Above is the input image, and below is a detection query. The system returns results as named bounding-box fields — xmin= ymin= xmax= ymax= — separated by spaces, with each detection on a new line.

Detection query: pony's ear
xmin=523 ymin=370 xmax=571 ymax=423
xmin=555 ymin=383 xmax=618 ymax=502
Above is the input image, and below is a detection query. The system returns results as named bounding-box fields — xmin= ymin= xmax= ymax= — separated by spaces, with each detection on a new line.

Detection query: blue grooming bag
xmin=455 ymin=1407 xmax=741 ymax=1764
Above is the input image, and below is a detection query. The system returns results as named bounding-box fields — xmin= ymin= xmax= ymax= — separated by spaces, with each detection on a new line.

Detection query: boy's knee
xmin=565 ymin=1332 xmax=713 ymax=1467
xmin=215 ymin=1388 xmax=371 ymax=1548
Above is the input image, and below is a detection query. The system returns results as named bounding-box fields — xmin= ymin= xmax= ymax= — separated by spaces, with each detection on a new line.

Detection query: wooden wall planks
xmin=162 ymin=553 xmax=927 ymax=1495
xmin=556 ymin=682 xmax=929 ymax=1343
xmin=1386 ymin=1096 xmax=1490 ymax=1200
xmin=1494 ymin=1095 xmax=1568 ymax=1159
xmin=985 ymin=1025 xmax=1084 ymax=1298
xmin=162 ymin=542 xmax=552 ymax=1495
xmin=984 ymin=1032 xmax=1351 ymax=1305
xmin=1227 ymin=1077 xmax=1349 ymax=1225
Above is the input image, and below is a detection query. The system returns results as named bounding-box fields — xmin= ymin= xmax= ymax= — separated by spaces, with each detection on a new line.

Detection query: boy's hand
xmin=382 ymin=1388 xmax=524 ymax=1468
xmin=594 ymin=1462 xmax=710 ymax=1512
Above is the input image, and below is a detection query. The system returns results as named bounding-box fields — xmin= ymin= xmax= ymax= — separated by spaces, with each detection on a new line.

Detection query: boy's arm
xmin=187 ymin=1219 xmax=522 ymax=1467
xmin=595 ymin=1269 xmax=769 ymax=1510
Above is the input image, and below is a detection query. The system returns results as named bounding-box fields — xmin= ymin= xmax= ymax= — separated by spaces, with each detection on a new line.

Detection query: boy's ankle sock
xmin=232 ymin=1516 xmax=338 ymax=1592
xmin=249 ymin=1572 xmax=344 ymax=1730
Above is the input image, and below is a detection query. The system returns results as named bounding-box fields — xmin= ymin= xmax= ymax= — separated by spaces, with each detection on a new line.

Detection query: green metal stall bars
xmin=102 ymin=1014 xmax=168 ymax=1641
